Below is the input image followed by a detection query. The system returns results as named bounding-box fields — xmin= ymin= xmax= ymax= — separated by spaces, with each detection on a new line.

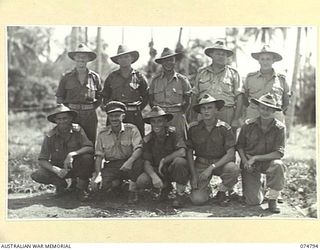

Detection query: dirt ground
xmin=8 ymin=188 xmax=305 ymax=219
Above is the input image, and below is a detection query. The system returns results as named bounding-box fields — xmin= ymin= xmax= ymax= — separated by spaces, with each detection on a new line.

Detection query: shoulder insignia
xmin=188 ymin=121 xmax=199 ymax=129
xmin=46 ymin=127 xmax=57 ymax=137
xmin=151 ymin=72 xmax=162 ymax=80
xmin=176 ymin=73 xmax=188 ymax=80
xmin=98 ymin=126 xmax=111 ymax=134
xmin=72 ymin=123 xmax=81 ymax=132
xmin=124 ymin=123 xmax=136 ymax=129
xmin=143 ymin=133 xmax=153 ymax=143
xmin=197 ymin=66 xmax=209 ymax=73
xmin=216 ymin=120 xmax=231 ymax=130
xmin=277 ymin=73 xmax=286 ymax=79
xmin=244 ymin=118 xmax=257 ymax=125
xmin=227 ymin=65 xmax=238 ymax=73
xmin=274 ymin=119 xmax=285 ymax=129
xmin=61 ymin=69 xmax=74 ymax=77
xmin=246 ymin=71 xmax=259 ymax=77
xmin=167 ymin=126 xmax=176 ymax=133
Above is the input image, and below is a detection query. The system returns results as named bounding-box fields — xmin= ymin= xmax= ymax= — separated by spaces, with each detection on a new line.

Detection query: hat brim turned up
xmin=111 ymin=51 xmax=140 ymax=64
xmin=193 ymin=99 xmax=225 ymax=113
xmin=143 ymin=113 xmax=174 ymax=124
xmin=204 ymin=48 xmax=233 ymax=57
xmin=47 ymin=110 xmax=78 ymax=123
xmin=154 ymin=52 xmax=181 ymax=64
xmin=251 ymin=51 xmax=282 ymax=62
xmin=68 ymin=51 xmax=97 ymax=62
xmin=250 ymin=98 xmax=282 ymax=111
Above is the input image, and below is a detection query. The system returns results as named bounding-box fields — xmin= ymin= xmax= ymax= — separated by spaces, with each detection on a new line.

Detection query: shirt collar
xmin=50 ymin=126 xmax=73 ymax=137
xmin=160 ymin=71 xmax=178 ymax=81
xmin=73 ymin=68 xmax=90 ymax=75
xmin=151 ymin=127 xmax=170 ymax=138
xmin=254 ymin=117 xmax=276 ymax=132
xmin=199 ymin=119 xmax=221 ymax=129
xmin=105 ymin=123 xmax=125 ymax=135
xmin=115 ymin=68 xmax=135 ymax=76
xmin=205 ymin=64 xmax=227 ymax=74
xmin=257 ymin=68 xmax=276 ymax=78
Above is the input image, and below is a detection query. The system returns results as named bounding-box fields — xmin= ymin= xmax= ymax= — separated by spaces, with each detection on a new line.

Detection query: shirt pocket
xmin=153 ymin=86 xmax=165 ymax=103
xmin=170 ymin=87 xmax=183 ymax=103
xmin=65 ymin=80 xmax=79 ymax=90
xmin=67 ymin=139 xmax=80 ymax=152
xmin=246 ymin=131 xmax=260 ymax=147
xmin=198 ymin=76 xmax=212 ymax=95
xmin=221 ymin=78 xmax=233 ymax=94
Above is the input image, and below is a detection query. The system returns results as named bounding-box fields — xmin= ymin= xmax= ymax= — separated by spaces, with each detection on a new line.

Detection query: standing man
xmin=243 ymin=45 xmax=290 ymax=122
xmin=192 ymin=40 xmax=243 ymax=129
xmin=149 ymin=48 xmax=192 ymax=138
xmin=187 ymin=94 xmax=240 ymax=206
xmin=136 ymin=106 xmax=189 ymax=208
xmin=237 ymin=94 xmax=286 ymax=213
xmin=91 ymin=101 xmax=144 ymax=204
xmin=31 ymin=105 xmax=94 ymax=201
xmin=56 ymin=43 xmax=102 ymax=145
xmin=102 ymin=45 xmax=149 ymax=137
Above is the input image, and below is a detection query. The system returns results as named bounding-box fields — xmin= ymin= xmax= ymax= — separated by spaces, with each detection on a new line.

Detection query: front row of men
xmin=31 ymin=93 xmax=286 ymax=214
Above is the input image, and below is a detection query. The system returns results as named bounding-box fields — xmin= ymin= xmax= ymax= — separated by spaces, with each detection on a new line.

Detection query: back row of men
xmin=31 ymin=41 xmax=289 ymax=214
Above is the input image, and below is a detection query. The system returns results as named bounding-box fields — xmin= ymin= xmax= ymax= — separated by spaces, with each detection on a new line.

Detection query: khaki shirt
xmin=193 ymin=65 xmax=243 ymax=106
xmin=186 ymin=120 xmax=236 ymax=160
xmin=243 ymin=70 xmax=290 ymax=110
xmin=237 ymin=117 xmax=285 ymax=157
xmin=143 ymin=127 xmax=186 ymax=167
xmin=95 ymin=123 xmax=142 ymax=161
xmin=102 ymin=69 xmax=149 ymax=108
xmin=56 ymin=68 xmax=102 ymax=104
xmin=149 ymin=71 xmax=191 ymax=106
xmin=38 ymin=124 xmax=93 ymax=166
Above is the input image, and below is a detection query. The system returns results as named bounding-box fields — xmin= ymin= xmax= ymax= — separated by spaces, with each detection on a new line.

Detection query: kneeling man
xmin=136 ymin=106 xmax=189 ymax=208
xmin=187 ymin=94 xmax=240 ymax=206
xmin=92 ymin=101 xmax=144 ymax=204
xmin=237 ymin=93 xmax=286 ymax=213
xmin=31 ymin=105 xmax=94 ymax=201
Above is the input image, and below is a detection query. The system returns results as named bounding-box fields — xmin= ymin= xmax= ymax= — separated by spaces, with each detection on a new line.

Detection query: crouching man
xmin=31 ymin=105 xmax=94 ymax=201
xmin=237 ymin=93 xmax=286 ymax=213
xmin=136 ymin=106 xmax=189 ymax=208
xmin=91 ymin=101 xmax=144 ymax=204
xmin=187 ymin=94 xmax=240 ymax=206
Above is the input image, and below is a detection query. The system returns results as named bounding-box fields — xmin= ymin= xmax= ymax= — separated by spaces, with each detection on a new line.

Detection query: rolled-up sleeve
xmin=223 ymin=128 xmax=236 ymax=151
xmin=95 ymin=133 xmax=105 ymax=157
xmin=131 ymin=127 xmax=143 ymax=151
xmin=38 ymin=136 xmax=50 ymax=161
xmin=236 ymin=125 xmax=247 ymax=150
xmin=233 ymin=70 xmax=244 ymax=96
xmin=186 ymin=129 xmax=195 ymax=150
xmin=142 ymin=141 xmax=153 ymax=162
xmin=273 ymin=127 xmax=285 ymax=156
xmin=79 ymin=128 xmax=93 ymax=148
xmin=175 ymin=133 xmax=187 ymax=149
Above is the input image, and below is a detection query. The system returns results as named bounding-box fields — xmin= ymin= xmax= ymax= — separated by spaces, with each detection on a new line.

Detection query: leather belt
xmin=126 ymin=105 xmax=140 ymax=111
xmin=68 ymin=103 xmax=95 ymax=110
xmin=195 ymin=157 xmax=217 ymax=165
xmin=160 ymin=106 xmax=182 ymax=113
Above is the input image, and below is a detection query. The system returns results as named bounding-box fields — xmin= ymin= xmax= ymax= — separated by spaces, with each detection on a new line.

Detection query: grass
xmin=7 ymin=112 xmax=318 ymax=217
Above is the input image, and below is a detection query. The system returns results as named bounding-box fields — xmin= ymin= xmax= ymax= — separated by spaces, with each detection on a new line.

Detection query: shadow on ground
xmin=7 ymin=190 xmax=304 ymax=219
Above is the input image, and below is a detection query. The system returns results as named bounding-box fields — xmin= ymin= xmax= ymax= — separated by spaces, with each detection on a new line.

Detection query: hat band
xmin=68 ymin=103 xmax=95 ymax=110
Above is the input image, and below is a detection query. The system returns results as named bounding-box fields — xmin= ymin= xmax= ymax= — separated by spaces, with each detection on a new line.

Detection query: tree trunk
xmin=286 ymin=27 xmax=302 ymax=138
xmin=70 ymin=27 xmax=78 ymax=51
xmin=96 ymin=27 xmax=102 ymax=75
xmin=85 ymin=27 xmax=88 ymax=44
